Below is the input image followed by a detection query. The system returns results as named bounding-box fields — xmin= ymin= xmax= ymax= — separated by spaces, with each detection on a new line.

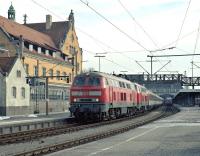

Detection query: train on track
xmin=69 ymin=72 xmax=163 ymax=121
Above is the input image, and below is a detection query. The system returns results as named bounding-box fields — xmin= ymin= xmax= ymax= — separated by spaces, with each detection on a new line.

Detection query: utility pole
xmin=94 ymin=55 xmax=105 ymax=72
xmin=191 ymin=61 xmax=194 ymax=89
xmin=81 ymin=60 xmax=88 ymax=73
xmin=150 ymin=56 xmax=153 ymax=79
xmin=45 ymin=77 xmax=49 ymax=115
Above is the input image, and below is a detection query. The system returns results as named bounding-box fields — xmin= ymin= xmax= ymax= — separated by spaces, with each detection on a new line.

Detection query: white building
xmin=0 ymin=56 xmax=30 ymax=116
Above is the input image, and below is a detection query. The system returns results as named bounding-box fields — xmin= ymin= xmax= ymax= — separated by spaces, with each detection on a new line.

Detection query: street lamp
xmin=81 ymin=60 xmax=88 ymax=73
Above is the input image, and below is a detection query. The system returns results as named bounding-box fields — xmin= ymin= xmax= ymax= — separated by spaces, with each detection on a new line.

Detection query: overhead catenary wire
xmin=83 ymin=49 xmax=135 ymax=73
xmin=31 ymin=0 xmax=63 ymax=20
xmin=80 ymin=0 xmax=149 ymax=52
xmin=79 ymin=0 xmax=175 ymax=74
xmin=30 ymin=0 xmax=144 ymax=72
xmin=29 ymin=0 xmax=191 ymax=74
xmin=175 ymin=0 xmax=192 ymax=47
xmin=191 ymin=20 xmax=200 ymax=78
xmin=118 ymin=0 xmax=159 ymax=48
xmin=192 ymin=20 xmax=200 ymax=61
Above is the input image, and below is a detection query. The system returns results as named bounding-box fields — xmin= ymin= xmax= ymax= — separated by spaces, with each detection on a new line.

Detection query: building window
xmin=24 ymin=64 xmax=29 ymax=75
xmin=17 ymin=70 xmax=21 ymax=77
xmin=12 ymin=87 xmax=16 ymax=98
xmin=49 ymin=69 xmax=53 ymax=79
xmin=56 ymin=71 xmax=60 ymax=80
xmin=34 ymin=66 xmax=38 ymax=76
xmin=21 ymin=87 xmax=25 ymax=98
xmin=69 ymin=73 xmax=72 ymax=82
xmin=63 ymin=72 xmax=67 ymax=81
xmin=42 ymin=67 xmax=46 ymax=76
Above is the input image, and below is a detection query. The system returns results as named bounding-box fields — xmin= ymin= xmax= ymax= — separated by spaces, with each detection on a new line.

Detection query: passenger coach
xmin=69 ymin=72 xmax=163 ymax=120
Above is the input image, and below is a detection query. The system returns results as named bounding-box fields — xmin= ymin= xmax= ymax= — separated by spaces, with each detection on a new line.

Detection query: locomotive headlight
xmin=95 ymin=98 xmax=99 ymax=102
xmin=73 ymin=98 xmax=77 ymax=102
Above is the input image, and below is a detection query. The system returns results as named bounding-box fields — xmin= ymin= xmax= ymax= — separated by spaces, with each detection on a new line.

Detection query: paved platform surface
xmin=0 ymin=111 xmax=70 ymax=127
xmin=0 ymin=111 xmax=71 ymax=134
xmin=48 ymin=106 xmax=200 ymax=156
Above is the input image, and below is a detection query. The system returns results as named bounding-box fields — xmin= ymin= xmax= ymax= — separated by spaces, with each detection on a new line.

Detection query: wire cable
xmin=175 ymin=0 xmax=192 ymax=47
xmin=83 ymin=49 xmax=135 ymax=72
xmin=118 ymin=0 xmax=159 ymax=48
xmin=80 ymin=0 xmax=149 ymax=51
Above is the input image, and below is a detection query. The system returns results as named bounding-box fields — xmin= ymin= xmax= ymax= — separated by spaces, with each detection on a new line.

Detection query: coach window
xmin=121 ymin=93 xmax=123 ymax=101
xmin=105 ymin=78 xmax=109 ymax=86
xmin=119 ymin=81 xmax=122 ymax=88
xmin=124 ymin=93 xmax=126 ymax=101
xmin=113 ymin=92 xmax=116 ymax=101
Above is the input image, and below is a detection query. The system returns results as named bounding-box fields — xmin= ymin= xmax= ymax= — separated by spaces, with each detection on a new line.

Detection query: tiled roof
xmin=0 ymin=56 xmax=16 ymax=75
xmin=25 ymin=21 xmax=70 ymax=48
xmin=0 ymin=16 xmax=57 ymax=50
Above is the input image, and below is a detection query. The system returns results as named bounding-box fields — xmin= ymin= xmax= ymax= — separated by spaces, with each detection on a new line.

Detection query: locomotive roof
xmin=77 ymin=71 xmax=132 ymax=84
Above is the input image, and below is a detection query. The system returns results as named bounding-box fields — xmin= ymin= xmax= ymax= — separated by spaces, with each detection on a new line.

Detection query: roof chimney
xmin=46 ymin=14 xmax=52 ymax=30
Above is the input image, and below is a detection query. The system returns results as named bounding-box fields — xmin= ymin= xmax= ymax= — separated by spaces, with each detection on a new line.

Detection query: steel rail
xmin=0 ymin=110 xmax=150 ymax=144
xmin=14 ymin=106 xmax=179 ymax=156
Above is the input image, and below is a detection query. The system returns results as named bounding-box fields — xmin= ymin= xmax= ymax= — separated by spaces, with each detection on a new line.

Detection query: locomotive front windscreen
xmin=73 ymin=76 xmax=101 ymax=86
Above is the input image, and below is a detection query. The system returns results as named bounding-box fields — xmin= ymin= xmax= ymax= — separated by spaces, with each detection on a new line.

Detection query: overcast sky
xmin=0 ymin=0 xmax=200 ymax=76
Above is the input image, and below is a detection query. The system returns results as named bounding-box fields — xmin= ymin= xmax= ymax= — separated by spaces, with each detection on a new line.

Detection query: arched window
xmin=21 ymin=87 xmax=25 ymax=98
xmin=12 ymin=87 xmax=16 ymax=98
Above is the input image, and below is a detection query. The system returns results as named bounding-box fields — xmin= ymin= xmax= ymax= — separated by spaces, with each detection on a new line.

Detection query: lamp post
xmin=94 ymin=53 xmax=106 ymax=72
xmin=81 ymin=60 xmax=88 ymax=73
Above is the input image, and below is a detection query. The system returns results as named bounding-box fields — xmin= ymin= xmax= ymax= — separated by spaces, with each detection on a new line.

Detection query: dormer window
xmin=53 ymin=52 xmax=56 ymax=58
xmin=65 ymin=56 xmax=68 ymax=61
xmin=29 ymin=44 xmax=33 ymax=51
xmin=45 ymin=49 xmax=49 ymax=56
xmin=37 ymin=47 xmax=41 ymax=54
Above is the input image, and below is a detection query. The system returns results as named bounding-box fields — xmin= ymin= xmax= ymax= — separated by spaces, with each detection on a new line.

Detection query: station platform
xmin=0 ymin=111 xmax=71 ymax=135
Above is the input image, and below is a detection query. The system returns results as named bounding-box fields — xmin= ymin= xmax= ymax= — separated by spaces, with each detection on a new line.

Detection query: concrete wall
xmin=5 ymin=58 xmax=30 ymax=116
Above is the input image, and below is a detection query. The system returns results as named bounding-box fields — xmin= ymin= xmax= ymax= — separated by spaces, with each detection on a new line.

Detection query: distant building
xmin=0 ymin=4 xmax=82 ymax=114
xmin=0 ymin=56 xmax=30 ymax=116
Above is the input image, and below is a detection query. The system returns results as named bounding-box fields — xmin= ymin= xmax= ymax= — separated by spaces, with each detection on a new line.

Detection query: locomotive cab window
xmin=88 ymin=77 xmax=101 ymax=86
xmin=73 ymin=77 xmax=86 ymax=86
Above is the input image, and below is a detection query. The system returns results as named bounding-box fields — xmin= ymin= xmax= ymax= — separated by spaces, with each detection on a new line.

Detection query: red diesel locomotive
xmin=69 ymin=72 xmax=163 ymax=120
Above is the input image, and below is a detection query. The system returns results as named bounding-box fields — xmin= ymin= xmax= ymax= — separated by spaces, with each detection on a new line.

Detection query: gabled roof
xmin=25 ymin=21 xmax=70 ymax=48
xmin=0 ymin=16 xmax=57 ymax=50
xmin=0 ymin=56 xmax=16 ymax=75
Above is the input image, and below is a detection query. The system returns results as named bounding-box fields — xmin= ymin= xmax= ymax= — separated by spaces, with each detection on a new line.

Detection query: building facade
xmin=0 ymin=57 xmax=30 ymax=116
xmin=0 ymin=4 xmax=82 ymax=114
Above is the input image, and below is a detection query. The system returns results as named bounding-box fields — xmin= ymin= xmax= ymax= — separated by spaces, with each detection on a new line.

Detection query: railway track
xmin=13 ymin=106 xmax=178 ymax=156
xmin=0 ymin=109 xmax=151 ymax=145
